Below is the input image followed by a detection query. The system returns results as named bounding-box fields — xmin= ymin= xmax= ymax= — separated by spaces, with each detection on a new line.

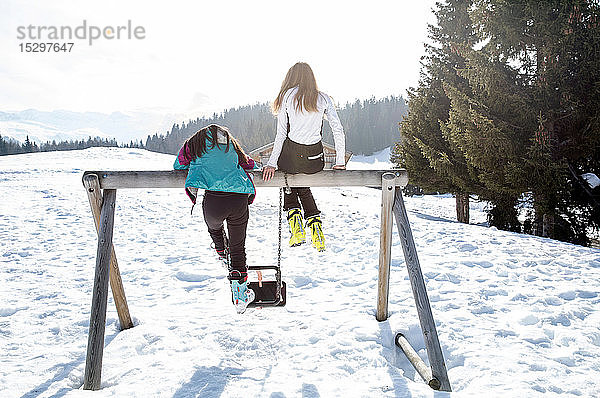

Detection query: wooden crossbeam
xmin=82 ymin=169 xmax=408 ymax=189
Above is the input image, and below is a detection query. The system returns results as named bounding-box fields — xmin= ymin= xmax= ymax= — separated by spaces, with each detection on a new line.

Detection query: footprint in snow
xmin=458 ymin=243 xmax=477 ymax=252
xmin=471 ymin=305 xmax=494 ymax=315
xmin=519 ymin=314 xmax=539 ymax=325
xmin=543 ymin=296 xmax=563 ymax=306
xmin=548 ymin=313 xmax=571 ymax=327
xmin=293 ymin=276 xmax=314 ymax=288
xmin=0 ymin=307 xmax=28 ymax=317
xmin=175 ymin=272 xmax=211 ymax=283
xmin=577 ymin=290 xmax=598 ymax=299
xmin=461 ymin=260 xmax=494 ymax=268
xmin=495 ymin=329 xmax=518 ymax=338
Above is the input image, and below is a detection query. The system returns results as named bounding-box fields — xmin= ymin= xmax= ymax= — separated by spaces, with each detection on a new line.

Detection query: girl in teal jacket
xmin=174 ymin=124 xmax=256 ymax=313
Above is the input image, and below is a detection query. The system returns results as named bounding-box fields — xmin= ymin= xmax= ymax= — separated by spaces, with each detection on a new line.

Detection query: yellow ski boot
xmin=306 ymin=215 xmax=325 ymax=252
xmin=287 ymin=208 xmax=306 ymax=247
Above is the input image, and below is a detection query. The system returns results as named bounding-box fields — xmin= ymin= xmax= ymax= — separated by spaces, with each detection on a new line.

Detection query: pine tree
xmin=392 ymin=0 xmax=481 ymax=223
xmin=470 ymin=0 xmax=600 ymax=242
xmin=23 ymin=136 xmax=35 ymax=153
xmin=441 ymin=47 xmax=536 ymax=231
xmin=395 ymin=0 xmax=599 ymax=242
xmin=0 ymin=135 xmax=7 ymax=155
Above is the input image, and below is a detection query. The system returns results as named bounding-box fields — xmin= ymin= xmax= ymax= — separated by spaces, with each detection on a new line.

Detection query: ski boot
xmin=228 ymin=271 xmax=255 ymax=314
xmin=306 ymin=215 xmax=325 ymax=252
xmin=287 ymin=208 xmax=306 ymax=247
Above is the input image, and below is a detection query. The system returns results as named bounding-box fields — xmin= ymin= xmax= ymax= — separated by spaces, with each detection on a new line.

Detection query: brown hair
xmin=184 ymin=124 xmax=247 ymax=163
xmin=272 ymin=62 xmax=319 ymax=114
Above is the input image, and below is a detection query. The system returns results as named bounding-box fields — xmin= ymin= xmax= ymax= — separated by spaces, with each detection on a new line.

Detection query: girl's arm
xmin=173 ymin=143 xmax=191 ymax=170
xmin=239 ymin=155 xmax=256 ymax=170
xmin=265 ymin=109 xmax=288 ymax=169
xmin=324 ymin=95 xmax=346 ymax=167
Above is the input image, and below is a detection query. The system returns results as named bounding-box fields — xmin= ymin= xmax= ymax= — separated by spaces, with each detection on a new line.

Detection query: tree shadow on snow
xmin=19 ymin=322 xmax=122 ymax=398
xmin=267 ymin=383 xmax=321 ymax=398
xmin=301 ymin=383 xmax=320 ymax=397
xmin=408 ymin=211 xmax=457 ymax=224
xmin=173 ymin=367 xmax=322 ymax=398
xmin=19 ymin=354 xmax=86 ymax=398
xmin=173 ymin=366 xmax=244 ymax=398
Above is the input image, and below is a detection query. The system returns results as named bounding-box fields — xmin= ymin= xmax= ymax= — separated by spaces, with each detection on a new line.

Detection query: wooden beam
xmin=82 ymin=169 xmax=408 ymax=189
xmin=376 ymin=173 xmax=396 ymax=321
xmin=392 ymin=187 xmax=451 ymax=392
xmin=395 ymin=333 xmax=441 ymax=390
xmin=84 ymin=189 xmax=117 ymax=391
xmin=83 ymin=174 xmax=133 ymax=331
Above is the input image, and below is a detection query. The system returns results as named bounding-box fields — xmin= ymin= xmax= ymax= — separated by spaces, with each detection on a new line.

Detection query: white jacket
xmin=267 ymin=87 xmax=346 ymax=168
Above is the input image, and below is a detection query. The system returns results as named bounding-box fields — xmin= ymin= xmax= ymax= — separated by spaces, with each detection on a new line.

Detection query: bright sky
xmin=1 ymin=0 xmax=437 ymax=118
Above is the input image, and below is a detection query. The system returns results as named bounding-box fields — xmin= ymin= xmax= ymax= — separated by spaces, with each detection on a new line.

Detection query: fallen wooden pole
xmin=392 ymin=187 xmax=451 ymax=392
xmin=84 ymin=189 xmax=117 ymax=391
xmin=395 ymin=333 xmax=441 ymax=390
xmin=83 ymin=174 xmax=133 ymax=331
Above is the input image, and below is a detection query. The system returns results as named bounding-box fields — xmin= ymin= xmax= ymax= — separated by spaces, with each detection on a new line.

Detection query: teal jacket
xmin=174 ymin=138 xmax=256 ymax=204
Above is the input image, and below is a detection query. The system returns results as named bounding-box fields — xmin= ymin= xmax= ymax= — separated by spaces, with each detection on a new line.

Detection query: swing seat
xmin=247 ymin=265 xmax=286 ymax=307
xmin=248 ymin=280 xmax=286 ymax=307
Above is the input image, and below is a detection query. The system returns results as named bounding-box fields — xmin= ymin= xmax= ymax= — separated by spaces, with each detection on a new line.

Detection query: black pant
xmin=283 ymin=187 xmax=320 ymax=218
xmin=202 ymin=191 xmax=249 ymax=273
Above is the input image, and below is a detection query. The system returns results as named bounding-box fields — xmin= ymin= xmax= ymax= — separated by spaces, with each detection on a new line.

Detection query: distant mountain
xmin=1 ymin=95 xmax=408 ymax=155
xmin=0 ymin=109 xmax=184 ymax=144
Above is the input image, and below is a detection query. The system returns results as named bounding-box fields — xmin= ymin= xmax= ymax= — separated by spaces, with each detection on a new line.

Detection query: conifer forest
xmin=391 ymin=0 xmax=600 ymax=246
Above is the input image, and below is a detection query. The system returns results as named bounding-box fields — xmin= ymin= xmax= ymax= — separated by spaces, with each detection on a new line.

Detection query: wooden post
xmin=377 ymin=173 xmax=396 ymax=321
xmin=84 ymin=189 xmax=117 ymax=391
xmin=83 ymin=174 xmax=133 ymax=331
xmin=392 ymin=187 xmax=451 ymax=392
xmin=395 ymin=333 xmax=440 ymax=390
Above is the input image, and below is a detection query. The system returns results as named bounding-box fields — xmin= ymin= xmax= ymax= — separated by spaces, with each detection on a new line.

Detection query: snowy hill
xmin=346 ymin=147 xmax=393 ymax=170
xmin=0 ymin=109 xmax=184 ymax=145
xmin=1 ymin=148 xmax=599 ymax=397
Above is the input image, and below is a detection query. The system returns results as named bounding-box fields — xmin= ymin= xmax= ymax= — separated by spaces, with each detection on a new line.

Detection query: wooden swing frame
xmin=81 ymin=169 xmax=451 ymax=391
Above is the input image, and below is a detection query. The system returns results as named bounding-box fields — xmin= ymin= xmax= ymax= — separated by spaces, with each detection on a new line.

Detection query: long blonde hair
xmin=272 ymin=62 xmax=319 ymax=114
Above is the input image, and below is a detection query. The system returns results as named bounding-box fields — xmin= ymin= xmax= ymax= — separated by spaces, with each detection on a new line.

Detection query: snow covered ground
xmin=1 ymin=148 xmax=599 ymax=397
xmin=346 ymin=147 xmax=394 ymax=170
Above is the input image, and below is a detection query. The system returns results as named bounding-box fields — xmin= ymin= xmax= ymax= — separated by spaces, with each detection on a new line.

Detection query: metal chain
xmin=278 ymin=187 xmax=282 ymax=267
xmin=284 ymin=173 xmax=292 ymax=194
xmin=277 ymin=187 xmax=283 ymax=300
xmin=223 ymin=228 xmax=231 ymax=273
